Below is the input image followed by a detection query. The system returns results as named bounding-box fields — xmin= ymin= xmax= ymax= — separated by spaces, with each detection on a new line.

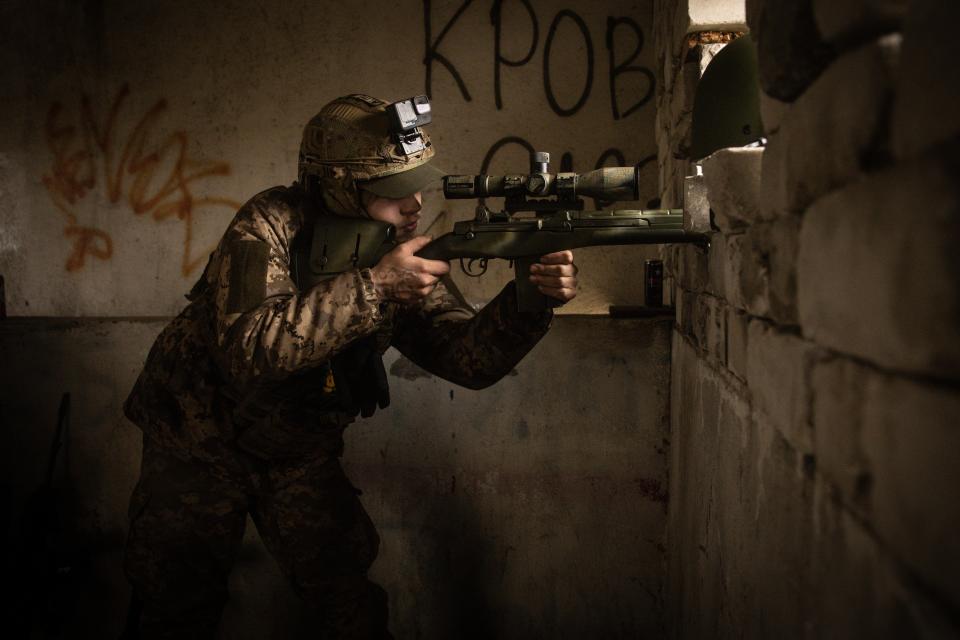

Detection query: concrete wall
xmin=0 ymin=0 xmax=664 ymax=317
xmin=654 ymin=0 xmax=960 ymax=637
xmin=0 ymin=315 xmax=672 ymax=638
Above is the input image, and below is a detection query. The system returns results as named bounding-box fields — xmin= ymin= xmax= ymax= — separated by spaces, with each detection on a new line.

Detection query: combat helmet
xmin=298 ymin=94 xmax=444 ymax=217
xmin=690 ymin=36 xmax=765 ymax=160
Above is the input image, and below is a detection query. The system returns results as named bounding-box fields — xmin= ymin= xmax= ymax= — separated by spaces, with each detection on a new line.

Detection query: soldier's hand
xmin=371 ymin=235 xmax=450 ymax=304
xmin=530 ymin=250 xmax=578 ymax=303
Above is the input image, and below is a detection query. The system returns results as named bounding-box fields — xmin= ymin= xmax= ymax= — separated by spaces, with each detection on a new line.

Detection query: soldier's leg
xmin=123 ymin=438 xmax=248 ymax=639
xmin=252 ymin=455 xmax=391 ymax=639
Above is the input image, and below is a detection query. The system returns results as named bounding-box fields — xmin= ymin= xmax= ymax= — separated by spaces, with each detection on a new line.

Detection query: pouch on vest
xmin=331 ymin=338 xmax=391 ymax=419
xmin=291 ymin=215 xmax=397 ymax=290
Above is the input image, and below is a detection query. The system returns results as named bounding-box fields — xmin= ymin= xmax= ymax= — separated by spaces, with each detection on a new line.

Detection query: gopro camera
xmin=386 ymin=95 xmax=432 ymax=155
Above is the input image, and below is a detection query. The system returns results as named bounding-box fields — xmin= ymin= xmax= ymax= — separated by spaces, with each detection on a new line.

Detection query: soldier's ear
xmin=225 ymin=240 xmax=270 ymax=314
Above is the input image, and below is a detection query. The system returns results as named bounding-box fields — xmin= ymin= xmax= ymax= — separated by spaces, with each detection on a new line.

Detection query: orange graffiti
xmin=63 ymin=226 xmax=113 ymax=272
xmin=42 ymin=83 xmax=241 ymax=275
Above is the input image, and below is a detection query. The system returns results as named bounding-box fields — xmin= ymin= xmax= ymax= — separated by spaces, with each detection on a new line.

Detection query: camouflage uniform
xmin=123 ymin=184 xmax=552 ymax=638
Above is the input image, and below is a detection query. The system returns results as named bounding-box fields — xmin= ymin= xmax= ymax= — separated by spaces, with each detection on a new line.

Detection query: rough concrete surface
xmin=736 ymin=223 xmax=772 ymax=318
xmin=700 ymin=147 xmax=764 ymax=231
xmin=667 ymin=335 xmax=818 ymax=638
xmin=812 ymin=353 xmax=960 ymax=610
xmin=798 ymin=147 xmax=960 ymax=380
xmin=0 ymin=315 xmax=674 ymax=638
xmin=813 ymin=0 xmax=907 ymax=43
xmin=890 ymin=0 xmax=960 ymax=159
xmin=682 ymin=170 xmax=710 ymax=233
xmin=706 ymin=232 xmax=746 ymax=310
xmin=761 ymin=34 xmax=900 ymax=217
xmin=655 ymin=0 xmax=960 ymax=635
xmin=746 ymin=0 xmax=836 ymax=101
xmin=860 ymin=373 xmax=960 ymax=609
xmin=724 ymin=306 xmax=749 ymax=381
xmin=759 ymin=91 xmax=789 ymax=134
xmin=652 ymin=0 xmax=726 ymax=212
xmin=668 ymin=332 xmax=956 ymax=639
xmin=745 ymin=319 xmax=818 ymax=453
xmin=761 ymin=216 xmax=802 ymax=325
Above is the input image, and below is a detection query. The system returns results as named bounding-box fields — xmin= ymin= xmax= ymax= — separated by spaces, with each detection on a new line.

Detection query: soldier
xmin=122 ymin=94 xmax=578 ymax=639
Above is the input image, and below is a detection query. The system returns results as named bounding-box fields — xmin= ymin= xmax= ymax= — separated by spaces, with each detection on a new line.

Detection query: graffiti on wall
xmin=42 ymin=84 xmax=241 ymax=275
xmin=424 ymin=0 xmax=655 ymax=119
xmin=423 ymin=0 xmax=656 ymax=189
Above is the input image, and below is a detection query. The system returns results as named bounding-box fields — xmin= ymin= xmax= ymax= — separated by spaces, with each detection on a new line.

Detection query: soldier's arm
xmin=390 ymin=280 xmax=552 ymax=390
xmin=208 ymin=199 xmax=384 ymax=390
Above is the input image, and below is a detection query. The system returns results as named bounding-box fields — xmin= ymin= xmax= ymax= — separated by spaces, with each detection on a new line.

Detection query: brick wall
xmin=654 ymin=0 xmax=960 ymax=636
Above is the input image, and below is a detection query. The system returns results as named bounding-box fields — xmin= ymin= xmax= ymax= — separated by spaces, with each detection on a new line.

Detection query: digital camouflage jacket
xmin=124 ymin=185 xmax=552 ymax=467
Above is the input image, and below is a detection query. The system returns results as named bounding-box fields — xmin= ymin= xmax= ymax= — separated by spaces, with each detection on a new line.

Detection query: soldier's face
xmin=361 ymin=191 xmax=423 ymax=241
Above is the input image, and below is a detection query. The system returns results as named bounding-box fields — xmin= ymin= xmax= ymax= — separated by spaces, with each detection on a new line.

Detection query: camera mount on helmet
xmin=386 ymin=95 xmax=432 ymax=156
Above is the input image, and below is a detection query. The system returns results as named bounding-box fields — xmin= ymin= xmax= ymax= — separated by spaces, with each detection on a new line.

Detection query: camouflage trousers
xmin=123 ymin=437 xmax=391 ymax=639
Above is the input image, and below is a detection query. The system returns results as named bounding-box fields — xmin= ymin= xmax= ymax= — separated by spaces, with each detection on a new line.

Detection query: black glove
xmin=331 ymin=339 xmax=390 ymax=418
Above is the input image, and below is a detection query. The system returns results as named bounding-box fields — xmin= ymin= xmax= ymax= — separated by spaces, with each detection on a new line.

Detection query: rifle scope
xmin=443 ymin=165 xmax=642 ymax=203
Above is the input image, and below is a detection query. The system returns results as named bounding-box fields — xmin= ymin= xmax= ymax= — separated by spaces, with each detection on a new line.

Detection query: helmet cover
xmin=298 ymin=94 xmax=439 ymax=217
